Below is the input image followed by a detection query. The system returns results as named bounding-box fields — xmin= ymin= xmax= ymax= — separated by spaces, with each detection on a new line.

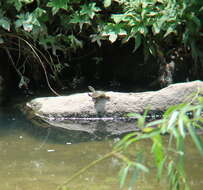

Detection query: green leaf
xmin=134 ymin=163 xmax=149 ymax=173
xmin=157 ymin=157 xmax=166 ymax=180
xmin=15 ymin=12 xmax=41 ymax=32
xmin=109 ymin=33 xmax=117 ymax=43
xmin=129 ymin=167 xmax=140 ymax=189
xmin=39 ymin=35 xmax=56 ymax=50
xmin=90 ymin=34 xmax=103 ymax=47
xmin=23 ymin=23 xmax=33 ymax=32
xmin=114 ymin=132 xmax=137 ymax=150
xmin=67 ymin=34 xmax=83 ymax=51
xmin=33 ymin=8 xmax=46 ymax=17
xmin=21 ymin=0 xmax=34 ymax=3
xmin=18 ymin=76 xmax=30 ymax=89
xmin=151 ymin=134 xmax=165 ymax=175
xmin=152 ymin=23 xmax=161 ymax=34
xmin=187 ymin=123 xmax=203 ymax=156
xmin=80 ymin=2 xmax=100 ymax=19
xmin=167 ymin=160 xmax=174 ymax=176
xmin=167 ymin=110 xmax=179 ymax=130
xmin=119 ymin=165 xmax=130 ymax=188
xmin=191 ymin=14 xmax=201 ymax=28
xmin=70 ymin=13 xmax=90 ymax=26
xmin=200 ymin=6 xmax=203 ymax=12
xmin=0 ymin=37 xmax=4 ymax=44
xmin=104 ymin=0 xmax=112 ymax=8
xmin=7 ymin=0 xmax=22 ymax=11
xmin=47 ymin=0 xmax=69 ymax=15
xmin=101 ymin=23 xmax=127 ymax=43
xmin=0 ymin=18 xmax=10 ymax=31
xmin=138 ymin=26 xmax=148 ymax=35
xmin=128 ymin=153 xmax=148 ymax=189
xmin=133 ymin=34 xmax=142 ymax=52
xmin=148 ymin=43 xmax=156 ymax=56
xmin=111 ymin=14 xmax=125 ymax=24
xmin=135 ymin=130 xmax=161 ymax=141
xmin=164 ymin=24 xmax=177 ymax=37
xmin=126 ymin=113 xmax=139 ymax=117
xmin=178 ymin=115 xmax=186 ymax=138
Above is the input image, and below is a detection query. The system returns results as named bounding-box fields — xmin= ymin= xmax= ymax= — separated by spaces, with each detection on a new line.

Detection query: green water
xmin=0 ymin=107 xmax=202 ymax=190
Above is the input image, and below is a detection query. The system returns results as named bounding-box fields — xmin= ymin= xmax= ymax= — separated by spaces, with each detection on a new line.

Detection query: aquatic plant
xmin=114 ymin=91 xmax=203 ymax=190
xmin=57 ymin=91 xmax=203 ymax=190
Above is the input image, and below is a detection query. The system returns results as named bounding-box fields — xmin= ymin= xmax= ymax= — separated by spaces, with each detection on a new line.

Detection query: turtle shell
xmin=88 ymin=86 xmax=110 ymax=99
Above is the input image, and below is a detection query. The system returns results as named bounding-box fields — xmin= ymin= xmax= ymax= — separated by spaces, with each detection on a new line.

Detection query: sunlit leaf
xmin=18 ymin=76 xmax=30 ymax=89
xmin=178 ymin=115 xmax=186 ymax=138
xmin=142 ymin=127 xmax=155 ymax=133
xmin=164 ymin=24 xmax=177 ymax=37
xmin=127 ymin=113 xmax=140 ymax=118
xmin=111 ymin=14 xmax=125 ymax=24
xmin=167 ymin=110 xmax=179 ymax=130
xmin=164 ymin=105 xmax=179 ymax=118
xmin=21 ymin=0 xmax=34 ymax=3
xmin=109 ymin=33 xmax=117 ymax=43
xmin=149 ymin=44 xmax=156 ymax=56
xmin=23 ymin=23 xmax=33 ymax=32
xmin=138 ymin=26 xmax=148 ymax=35
xmin=145 ymin=119 xmax=163 ymax=128
xmin=152 ymin=22 xmax=161 ymax=34
xmin=147 ymin=12 xmax=158 ymax=17
xmin=101 ymin=23 xmax=127 ymax=43
xmin=104 ymin=0 xmax=112 ymax=8
xmin=0 ymin=18 xmax=10 ymax=31
xmin=15 ymin=12 xmax=40 ymax=32
xmin=137 ymin=114 xmax=146 ymax=128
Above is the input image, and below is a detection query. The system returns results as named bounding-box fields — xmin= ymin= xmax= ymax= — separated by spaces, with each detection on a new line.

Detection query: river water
xmin=0 ymin=105 xmax=202 ymax=190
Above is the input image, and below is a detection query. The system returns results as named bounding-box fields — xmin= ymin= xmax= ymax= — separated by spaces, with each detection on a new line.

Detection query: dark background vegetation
xmin=0 ymin=0 xmax=203 ymax=96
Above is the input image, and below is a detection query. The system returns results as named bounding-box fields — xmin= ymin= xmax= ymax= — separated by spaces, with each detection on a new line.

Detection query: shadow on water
xmin=0 ymin=105 xmax=110 ymax=144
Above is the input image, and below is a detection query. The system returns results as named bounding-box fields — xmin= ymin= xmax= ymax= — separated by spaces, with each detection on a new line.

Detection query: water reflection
xmin=0 ymin=107 xmax=202 ymax=190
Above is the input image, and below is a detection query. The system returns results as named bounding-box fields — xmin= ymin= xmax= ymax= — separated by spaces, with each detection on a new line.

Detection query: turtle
xmin=88 ymin=86 xmax=110 ymax=100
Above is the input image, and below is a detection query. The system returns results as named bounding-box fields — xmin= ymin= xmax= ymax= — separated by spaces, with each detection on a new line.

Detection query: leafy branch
xmin=57 ymin=92 xmax=203 ymax=190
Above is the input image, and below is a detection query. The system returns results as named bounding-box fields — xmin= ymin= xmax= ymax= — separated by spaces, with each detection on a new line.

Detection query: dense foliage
xmin=0 ymin=0 xmax=202 ymax=54
xmin=0 ymin=0 xmax=203 ymax=88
